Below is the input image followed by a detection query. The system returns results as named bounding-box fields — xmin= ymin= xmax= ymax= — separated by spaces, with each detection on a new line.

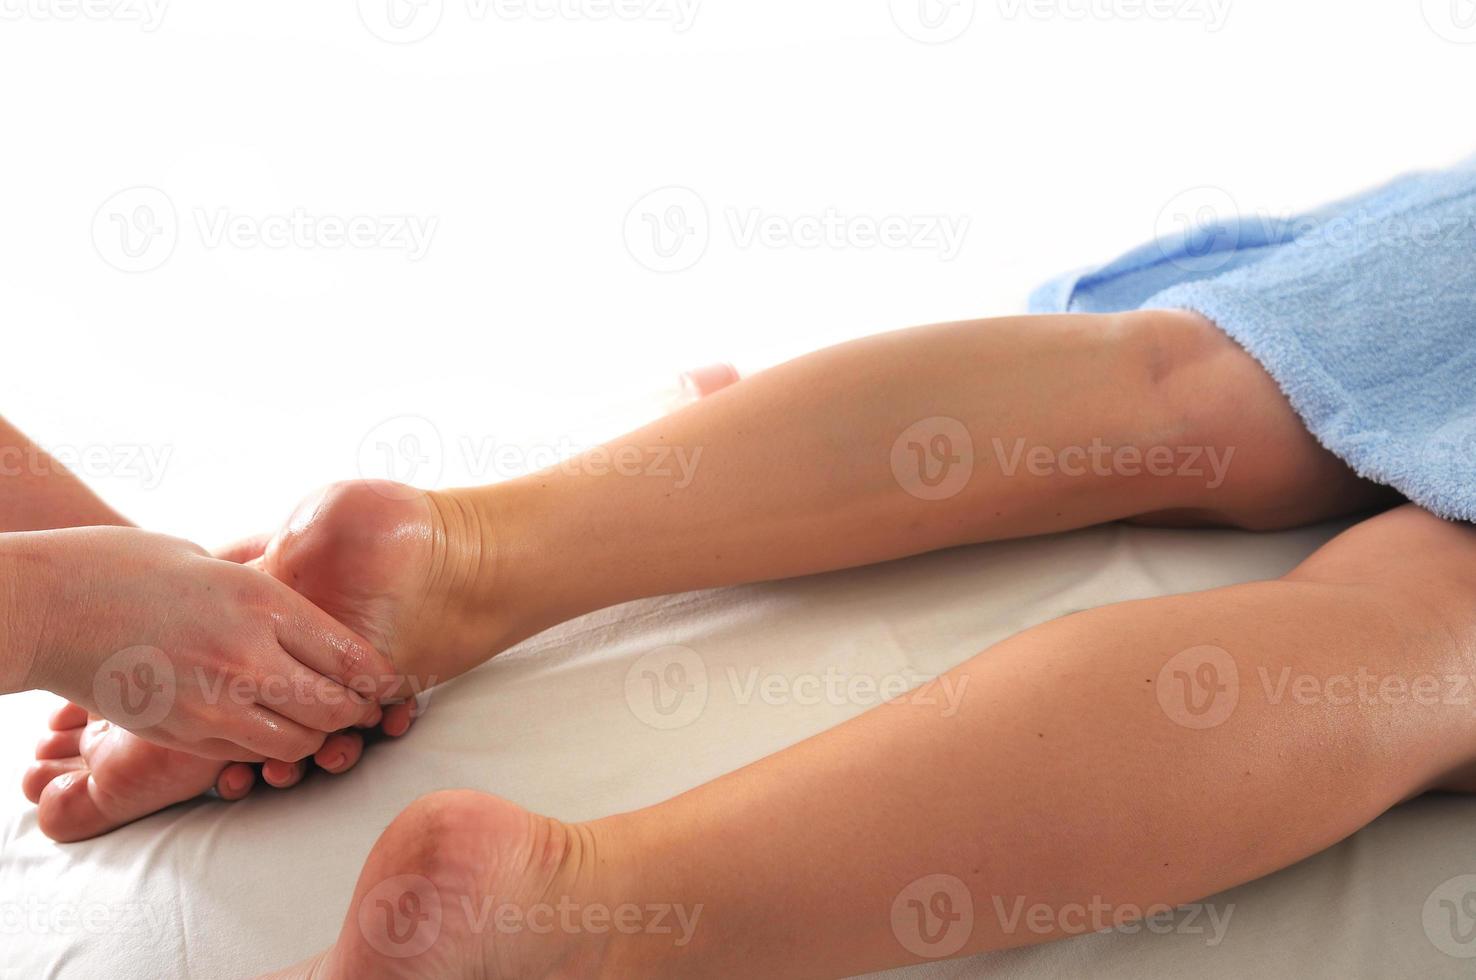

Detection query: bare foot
xmin=23 ymin=701 xmax=407 ymax=842
xmin=266 ymin=791 xmax=677 ymax=979
xmin=259 ymin=480 xmax=516 ymax=693
xmin=22 ymin=701 xmax=248 ymax=842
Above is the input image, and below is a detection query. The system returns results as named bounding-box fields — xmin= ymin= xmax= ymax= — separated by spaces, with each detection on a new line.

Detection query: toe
xmin=314 ymin=731 xmax=364 ymax=774
xmin=262 ymin=759 xmax=307 ymax=789
xmin=215 ymin=764 xmax=257 ymax=801
xmin=382 ymin=701 xmax=416 ymax=738
xmin=23 ymin=758 xmax=84 ymax=805
xmin=35 ymin=728 xmax=83 ymax=760
xmin=49 ymin=702 xmax=89 ymax=731
xmin=36 ymin=770 xmax=116 ymax=844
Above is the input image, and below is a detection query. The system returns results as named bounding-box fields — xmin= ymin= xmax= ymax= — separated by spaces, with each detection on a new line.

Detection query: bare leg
xmin=18 ymin=309 xmax=1392 ymax=840
xmin=263 ymin=309 xmax=1396 ymax=694
xmin=274 ymin=504 xmax=1476 ymax=978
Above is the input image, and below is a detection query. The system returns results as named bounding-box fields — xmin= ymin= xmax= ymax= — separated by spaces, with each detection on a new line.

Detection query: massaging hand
xmin=213 ymin=531 xmax=419 ymax=790
xmin=17 ymin=526 xmax=397 ymax=763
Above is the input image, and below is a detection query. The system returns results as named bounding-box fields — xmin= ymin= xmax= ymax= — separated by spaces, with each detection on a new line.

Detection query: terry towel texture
xmin=1029 ymin=160 xmax=1476 ymax=521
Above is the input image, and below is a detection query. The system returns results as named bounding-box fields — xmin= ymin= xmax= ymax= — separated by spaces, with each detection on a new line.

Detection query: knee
xmin=1102 ymin=310 xmax=1284 ymax=525
xmin=1119 ymin=308 xmax=1399 ymax=531
xmin=1290 ymin=504 xmax=1476 ymax=627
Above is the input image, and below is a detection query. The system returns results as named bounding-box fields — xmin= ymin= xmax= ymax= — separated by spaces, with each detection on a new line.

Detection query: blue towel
xmin=1029 ymin=161 xmax=1476 ymax=521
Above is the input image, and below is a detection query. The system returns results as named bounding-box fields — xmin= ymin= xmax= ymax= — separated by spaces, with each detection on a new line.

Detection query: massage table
xmin=2 ymin=519 xmax=1472 ymax=977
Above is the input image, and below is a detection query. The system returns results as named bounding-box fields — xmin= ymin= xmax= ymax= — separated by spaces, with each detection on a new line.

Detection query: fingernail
xmin=322 ymin=754 xmax=346 ymax=772
xmin=225 ymin=770 xmax=248 ymax=793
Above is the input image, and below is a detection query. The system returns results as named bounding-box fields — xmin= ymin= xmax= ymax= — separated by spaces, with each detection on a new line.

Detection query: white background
xmin=0 ymin=0 xmax=1472 ymax=745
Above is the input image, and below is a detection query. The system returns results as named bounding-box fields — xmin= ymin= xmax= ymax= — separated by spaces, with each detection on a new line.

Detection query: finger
xmin=381 ymin=699 xmax=416 ymax=738
xmin=35 ymin=728 xmax=83 ymax=760
xmin=24 ymin=757 xmax=84 ymax=804
xmin=209 ymin=705 xmax=326 ymax=764
xmin=260 ymin=658 xmax=377 ymax=734
xmin=314 ymin=731 xmax=364 ymax=775
xmin=261 ymin=759 xmax=307 ymax=789
xmin=49 ymin=702 xmax=89 ymax=731
xmin=272 ymin=591 xmax=399 ymax=703
xmin=212 ymin=533 xmax=273 ymax=565
xmin=185 ymin=739 xmax=268 ymax=764
xmin=214 ymin=764 xmax=257 ymax=801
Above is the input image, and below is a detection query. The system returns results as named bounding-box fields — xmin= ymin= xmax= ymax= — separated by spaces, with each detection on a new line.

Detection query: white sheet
xmin=3 ymin=521 xmax=1474 ymax=978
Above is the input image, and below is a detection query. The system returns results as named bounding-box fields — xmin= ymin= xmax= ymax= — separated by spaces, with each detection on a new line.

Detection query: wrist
xmin=0 ymin=531 xmax=63 ymax=695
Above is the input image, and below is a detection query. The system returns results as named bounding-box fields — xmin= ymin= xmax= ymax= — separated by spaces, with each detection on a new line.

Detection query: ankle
xmin=580 ymin=811 xmax=712 ymax=979
xmin=437 ymin=480 xmax=603 ymax=643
